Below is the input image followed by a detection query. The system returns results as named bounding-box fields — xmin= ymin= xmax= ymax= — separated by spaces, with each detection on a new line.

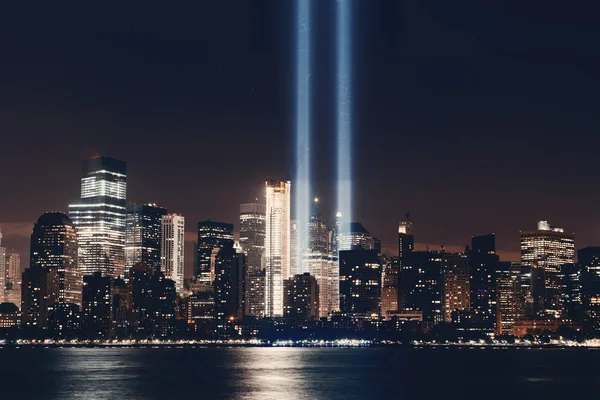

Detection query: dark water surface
xmin=0 ymin=347 xmax=598 ymax=399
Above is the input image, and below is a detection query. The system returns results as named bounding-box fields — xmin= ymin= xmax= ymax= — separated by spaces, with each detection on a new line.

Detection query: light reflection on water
xmin=0 ymin=347 xmax=598 ymax=399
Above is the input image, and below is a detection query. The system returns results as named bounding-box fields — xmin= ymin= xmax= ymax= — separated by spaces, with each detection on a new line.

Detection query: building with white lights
xmin=521 ymin=221 xmax=575 ymax=313
xmin=264 ymin=179 xmax=291 ymax=318
xmin=0 ymin=229 xmax=5 ymax=302
xmin=125 ymin=203 xmax=167 ymax=277
xmin=161 ymin=214 xmax=185 ymax=294
xmin=69 ymin=157 xmax=127 ymax=278
xmin=240 ymin=202 xmax=266 ymax=317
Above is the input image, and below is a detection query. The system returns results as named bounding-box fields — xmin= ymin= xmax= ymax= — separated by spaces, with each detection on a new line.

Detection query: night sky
xmin=1 ymin=1 xmax=599 ymax=274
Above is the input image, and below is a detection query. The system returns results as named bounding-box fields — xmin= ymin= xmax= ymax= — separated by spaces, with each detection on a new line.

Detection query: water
xmin=0 ymin=347 xmax=598 ymax=399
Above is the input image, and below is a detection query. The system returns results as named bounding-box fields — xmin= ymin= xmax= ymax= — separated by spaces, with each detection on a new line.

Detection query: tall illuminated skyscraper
xmin=264 ymin=179 xmax=291 ymax=318
xmin=521 ymin=221 xmax=575 ymax=313
xmin=125 ymin=204 xmax=167 ymax=276
xmin=69 ymin=156 xmax=127 ymax=278
xmin=239 ymin=203 xmax=266 ymax=317
xmin=303 ymin=198 xmax=339 ymax=317
xmin=161 ymin=214 xmax=185 ymax=294
xmin=398 ymin=212 xmax=414 ymax=268
xmin=30 ymin=212 xmax=81 ymax=307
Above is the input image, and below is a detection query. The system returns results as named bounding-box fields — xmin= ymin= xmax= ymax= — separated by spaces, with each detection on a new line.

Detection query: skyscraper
xmin=579 ymin=247 xmax=600 ymax=330
xmin=303 ymin=199 xmax=339 ymax=317
xmin=82 ymin=272 xmax=113 ymax=338
xmin=21 ymin=266 xmax=50 ymax=331
xmin=339 ymin=222 xmax=375 ymax=251
xmin=398 ymin=212 xmax=414 ymax=268
xmin=69 ymin=156 xmax=127 ymax=278
xmin=161 ymin=214 xmax=185 ymax=294
xmin=381 ymin=256 xmax=399 ymax=315
xmin=30 ymin=212 xmax=81 ymax=307
xmin=196 ymin=220 xmax=234 ymax=283
xmin=442 ymin=252 xmax=470 ymax=323
xmin=283 ymin=273 xmax=319 ymax=321
xmin=469 ymin=234 xmax=499 ymax=330
xmin=0 ymin=229 xmax=5 ymax=302
xmin=264 ymin=179 xmax=291 ymax=317
xmin=125 ymin=203 xmax=167 ymax=277
xmin=339 ymin=249 xmax=382 ymax=317
xmin=4 ymin=251 xmax=22 ymax=309
xmin=521 ymin=221 xmax=575 ymax=313
xmin=496 ymin=261 xmax=523 ymax=335
xmin=213 ymin=240 xmax=246 ymax=325
xmin=239 ymin=203 xmax=266 ymax=317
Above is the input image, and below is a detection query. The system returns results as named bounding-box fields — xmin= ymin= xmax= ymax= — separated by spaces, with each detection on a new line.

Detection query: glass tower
xmin=196 ymin=220 xmax=234 ymax=283
xmin=161 ymin=214 xmax=185 ymax=294
xmin=264 ymin=179 xmax=291 ymax=318
xmin=69 ymin=157 xmax=127 ymax=278
xmin=239 ymin=203 xmax=266 ymax=317
xmin=125 ymin=203 xmax=167 ymax=277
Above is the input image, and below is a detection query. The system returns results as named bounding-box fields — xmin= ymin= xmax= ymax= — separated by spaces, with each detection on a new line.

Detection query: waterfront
xmin=0 ymin=347 xmax=598 ymax=399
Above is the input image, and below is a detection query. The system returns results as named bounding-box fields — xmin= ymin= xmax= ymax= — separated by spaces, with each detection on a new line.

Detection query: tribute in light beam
xmin=294 ymin=0 xmax=312 ymax=275
xmin=336 ymin=0 xmax=352 ymax=250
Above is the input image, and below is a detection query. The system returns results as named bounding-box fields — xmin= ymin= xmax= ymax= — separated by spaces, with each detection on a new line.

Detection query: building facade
xmin=339 ymin=249 xmax=382 ymax=317
xmin=442 ymin=253 xmax=470 ymax=323
xmin=125 ymin=203 xmax=167 ymax=277
xmin=161 ymin=214 xmax=185 ymax=294
xmin=239 ymin=203 xmax=266 ymax=317
xmin=521 ymin=221 xmax=575 ymax=314
xmin=30 ymin=212 xmax=81 ymax=307
xmin=69 ymin=156 xmax=127 ymax=278
xmin=196 ymin=220 xmax=234 ymax=283
xmin=283 ymin=273 xmax=319 ymax=321
xmin=264 ymin=179 xmax=291 ymax=317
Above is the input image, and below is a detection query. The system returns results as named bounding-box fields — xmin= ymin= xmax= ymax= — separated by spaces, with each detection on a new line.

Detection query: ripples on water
xmin=0 ymin=347 xmax=598 ymax=399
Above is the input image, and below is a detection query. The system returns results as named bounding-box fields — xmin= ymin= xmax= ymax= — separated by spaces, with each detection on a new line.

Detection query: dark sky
xmin=1 ymin=1 xmax=599 ymax=274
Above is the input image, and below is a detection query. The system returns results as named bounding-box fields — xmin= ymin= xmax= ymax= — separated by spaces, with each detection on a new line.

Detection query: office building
xmin=398 ymin=212 xmax=414 ymax=268
xmin=161 ymin=214 xmax=185 ymax=293
xmin=381 ymin=256 xmax=399 ymax=315
xmin=196 ymin=220 xmax=234 ymax=283
xmin=264 ymin=179 xmax=291 ymax=317
xmin=82 ymin=272 xmax=113 ymax=338
xmin=125 ymin=203 xmax=167 ymax=277
xmin=521 ymin=221 xmax=575 ymax=313
xmin=496 ymin=261 xmax=523 ymax=335
xmin=579 ymin=247 xmax=600 ymax=330
xmin=30 ymin=212 xmax=81 ymax=307
xmin=21 ymin=266 xmax=50 ymax=330
xmin=283 ymin=273 xmax=319 ymax=321
xmin=213 ymin=240 xmax=246 ymax=324
xmin=4 ymin=250 xmax=21 ymax=308
xmin=69 ymin=156 xmax=127 ymax=278
xmin=239 ymin=203 xmax=266 ymax=317
xmin=442 ymin=253 xmax=470 ymax=323
xmin=339 ymin=222 xmax=375 ymax=251
xmin=0 ymin=229 xmax=5 ymax=302
xmin=469 ymin=234 xmax=499 ymax=330
xmin=339 ymin=249 xmax=382 ymax=317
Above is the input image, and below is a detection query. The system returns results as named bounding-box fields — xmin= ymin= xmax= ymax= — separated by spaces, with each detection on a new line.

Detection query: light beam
xmin=294 ymin=0 xmax=312 ymax=274
xmin=336 ymin=0 xmax=352 ymax=249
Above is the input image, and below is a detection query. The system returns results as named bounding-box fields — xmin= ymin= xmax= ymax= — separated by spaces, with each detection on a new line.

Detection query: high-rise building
xmin=339 ymin=222 xmax=375 ymax=251
xmin=129 ymin=262 xmax=154 ymax=336
xmin=579 ymin=247 xmax=600 ymax=330
xmin=496 ymin=261 xmax=523 ymax=335
xmin=521 ymin=221 xmax=575 ymax=313
xmin=30 ymin=212 xmax=81 ymax=307
xmin=21 ymin=266 xmax=50 ymax=330
xmin=239 ymin=203 xmax=266 ymax=317
xmin=302 ymin=200 xmax=339 ymax=318
xmin=69 ymin=156 xmax=127 ymax=278
xmin=82 ymin=272 xmax=113 ymax=338
xmin=148 ymin=271 xmax=177 ymax=338
xmin=442 ymin=252 xmax=470 ymax=323
xmin=0 ymin=228 xmax=5 ymax=302
xmin=381 ymin=256 xmax=399 ymax=315
xmin=469 ymin=234 xmax=499 ymax=330
xmin=398 ymin=212 xmax=414 ymax=267
xmin=4 ymin=251 xmax=22 ymax=309
xmin=125 ymin=204 xmax=167 ymax=277
xmin=161 ymin=214 xmax=185 ymax=294
xmin=401 ymin=250 xmax=444 ymax=329
xmin=196 ymin=220 xmax=234 ymax=283
xmin=339 ymin=249 xmax=382 ymax=317
xmin=283 ymin=273 xmax=319 ymax=321
xmin=264 ymin=179 xmax=291 ymax=318
xmin=213 ymin=240 xmax=246 ymax=325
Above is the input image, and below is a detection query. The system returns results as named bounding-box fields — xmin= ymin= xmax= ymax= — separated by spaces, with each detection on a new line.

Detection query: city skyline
xmin=2 ymin=2 xmax=600 ymax=273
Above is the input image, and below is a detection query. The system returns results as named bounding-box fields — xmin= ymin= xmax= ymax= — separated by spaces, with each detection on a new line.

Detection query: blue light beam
xmin=336 ymin=0 xmax=352 ymax=249
xmin=294 ymin=0 xmax=312 ymax=274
